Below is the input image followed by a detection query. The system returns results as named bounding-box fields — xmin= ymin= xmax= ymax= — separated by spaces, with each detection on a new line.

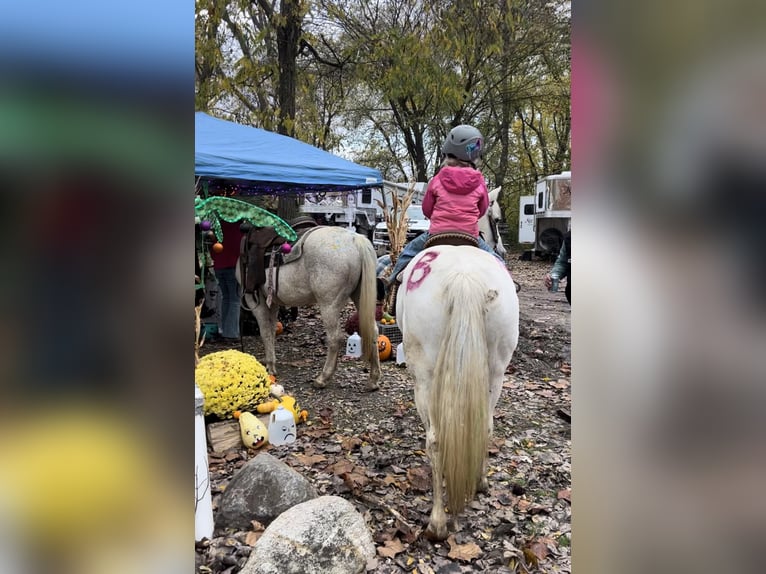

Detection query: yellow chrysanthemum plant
xmin=195 ymin=350 xmax=273 ymax=418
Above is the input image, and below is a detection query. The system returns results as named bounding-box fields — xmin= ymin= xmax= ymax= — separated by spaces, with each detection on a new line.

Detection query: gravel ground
xmin=196 ymin=249 xmax=571 ymax=574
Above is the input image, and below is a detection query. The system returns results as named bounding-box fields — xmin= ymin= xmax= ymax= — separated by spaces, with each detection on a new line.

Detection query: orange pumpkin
xmin=275 ymin=321 xmax=284 ymax=335
xmin=377 ymin=334 xmax=392 ymax=361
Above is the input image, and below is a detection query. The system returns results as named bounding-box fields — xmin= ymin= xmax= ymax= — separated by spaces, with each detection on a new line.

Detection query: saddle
xmin=240 ymin=217 xmax=321 ymax=306
xmin=240 ymin=226 xmax=285 ymax=294
xmin=424 ymin=231 xmax=479 ymax=249
xmin=289 ymin=216 xmax=319 ymax=236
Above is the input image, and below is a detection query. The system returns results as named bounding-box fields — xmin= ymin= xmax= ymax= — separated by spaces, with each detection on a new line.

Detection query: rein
xmin=488 ymin=201 xmax=500 ymax=245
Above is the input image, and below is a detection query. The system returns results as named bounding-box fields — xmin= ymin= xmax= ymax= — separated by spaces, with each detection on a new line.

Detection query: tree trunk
xmin=278 ymin=195 xmax=299 ymax=222
xmin=276 ymin=0 xmax=302 ymax=137
xmin=275 ymin=0 xmax=303 ymax=220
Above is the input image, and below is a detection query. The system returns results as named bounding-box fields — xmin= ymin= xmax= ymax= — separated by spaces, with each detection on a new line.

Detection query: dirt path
xmin=197 ymin=250 xmax=571 ymax=574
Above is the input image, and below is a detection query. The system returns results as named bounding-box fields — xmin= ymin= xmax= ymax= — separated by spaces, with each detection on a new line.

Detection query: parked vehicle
xmin=299 ymin=188 xmax=379 ymax=239
xmin=373 ymin=204 xmax=429 ymax=256
xmin=518 ymin=171 xmax=571 ymax=258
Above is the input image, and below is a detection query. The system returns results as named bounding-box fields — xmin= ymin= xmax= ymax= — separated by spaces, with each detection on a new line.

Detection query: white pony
xmin=478 ymin=186 xmax=506 ymax=257
xmin=396 ymin=245 xmax=519 ymax=539
xmin=238 ymin=226 xmax=381 ymax=391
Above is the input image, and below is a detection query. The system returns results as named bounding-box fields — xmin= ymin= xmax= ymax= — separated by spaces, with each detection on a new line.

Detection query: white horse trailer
xmin=518 ymin=195 xmax=536 ymax=244
xmin=518 ymin=171 xmax=571 ymax=258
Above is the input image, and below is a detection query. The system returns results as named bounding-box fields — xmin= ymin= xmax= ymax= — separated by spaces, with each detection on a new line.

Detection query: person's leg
xmin=389 ymin=233 xmax=429 ymax=284
xmin=217 ymin=267 xmax=241 ymax=339
xmin=478 ymin=237 xmax=504 ymax=262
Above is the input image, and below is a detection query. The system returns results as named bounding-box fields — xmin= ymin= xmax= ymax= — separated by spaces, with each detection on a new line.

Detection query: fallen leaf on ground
xmin=343 ymin=469 xmax=370 ymax=489
xmin=329 ymin=459 xmax=355 ymax=476
xmin=523 ymin=537 xmax=551 ymax=567
xmin=287 ymin=359 xmax=313 ymax=367
xmin=446 ymin=535 xmax=482 ymax=561
xmin=549 ymin=378 xmax=570 ymax=389
xmin=557 ymin=488 xmax=571 ymax=502
xmin=382 ymin=475 xmax=398 ymax=486
xmin=292 ymin=453 xmax=327 ymax=466
xmin=244 ymin=531 xmax=263 ymax=546
xmin=377 ymin=537 xmax=405 ymax=558
xmin=341 ymin=436 xmax=363 ymax=450
xmin=516 ymin=498 xmax=531 ymax=512
xmin=406 ymin=466 xmax=431 ymax=492
xmin=301 ymin=426 xmax=332 ymax=439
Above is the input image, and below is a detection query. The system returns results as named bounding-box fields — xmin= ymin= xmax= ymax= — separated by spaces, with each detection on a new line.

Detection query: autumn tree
xmin=195 ymin=0 xmax=570 ymax=235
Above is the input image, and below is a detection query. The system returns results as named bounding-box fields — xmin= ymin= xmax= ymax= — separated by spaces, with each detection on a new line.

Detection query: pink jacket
xmin=422 ymin=166 xmax=489 ymax=237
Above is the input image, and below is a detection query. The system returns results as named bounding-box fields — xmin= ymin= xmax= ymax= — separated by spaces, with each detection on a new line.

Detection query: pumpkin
xmin=275 ymin=321 xmax=284 ymax=335
xmin=377 ymin=334 xmax=392 ymax=361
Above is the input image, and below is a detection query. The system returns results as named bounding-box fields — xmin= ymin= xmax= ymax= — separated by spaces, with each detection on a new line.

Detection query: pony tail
xmin=432 ymin=273 xmax=490 ymax=515
xmin=354 ymin=234 xmax=379 ymax=365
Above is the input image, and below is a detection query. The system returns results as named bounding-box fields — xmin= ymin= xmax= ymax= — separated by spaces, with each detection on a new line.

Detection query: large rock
xmin=240 ymin=496 xmax=375 ymax=574
xmin=216 ymin=453 xmax=317 ymax=530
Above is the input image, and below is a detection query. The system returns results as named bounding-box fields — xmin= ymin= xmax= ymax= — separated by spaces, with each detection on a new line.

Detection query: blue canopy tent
xmin=195 ymin=112 xmax=383 ymax=195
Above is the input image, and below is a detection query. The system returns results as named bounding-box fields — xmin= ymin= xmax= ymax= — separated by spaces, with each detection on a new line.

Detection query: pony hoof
xmin=477 ymin=477 xmax=489 ymax=493
xmin=313 ymin=379 xmax=328 ymax=389
xmin=423 ymin=524 xmax=448 ymax=542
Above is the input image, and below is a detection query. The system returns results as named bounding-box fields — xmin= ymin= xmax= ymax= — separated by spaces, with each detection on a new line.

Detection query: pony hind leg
xmin=249 ymin=300 xmax=279 ymax=375
xmin=478 ymin=364 xmax=508 ymax=493
xmin=351 ymin=290 xmax=380 ymax=392
xmin=412 ymin=364 xmax=449 ymax=540
xmin=424 ymin=426 xmax=449 ymax=541
xmin=242 ymin=300 xmax=279 ymax=375
xmin=313 ymin=300 xmax=345 ymax=388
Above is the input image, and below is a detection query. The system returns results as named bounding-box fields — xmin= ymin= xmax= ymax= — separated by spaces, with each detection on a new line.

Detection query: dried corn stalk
xmin=376 ymin=183 xmax=417 ymax=314
xmin=195 ymin=302 xmax=204 ymax=367
xmin=375 ymin=182 xmax=417 ymax=265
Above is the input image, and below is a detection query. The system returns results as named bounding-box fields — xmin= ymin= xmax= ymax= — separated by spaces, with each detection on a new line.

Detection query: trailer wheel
xmin=538 ymin=228 xmax=563 ymax=258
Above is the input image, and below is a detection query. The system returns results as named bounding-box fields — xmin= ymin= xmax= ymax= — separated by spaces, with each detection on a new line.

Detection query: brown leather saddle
xmin=424 ymin=231 xmax=479 ymax=249
xmin=239 ymin=217 xmax=320 ymax=301
xmin=240 ymin=226 xmax=284 ymax=295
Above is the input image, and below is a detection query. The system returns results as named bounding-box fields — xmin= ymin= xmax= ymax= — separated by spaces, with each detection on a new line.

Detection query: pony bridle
xmin=488 ymin=200 xmax=500 ymax=246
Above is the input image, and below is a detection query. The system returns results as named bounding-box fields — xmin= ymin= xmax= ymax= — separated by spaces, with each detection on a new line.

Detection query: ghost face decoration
xmin=268 ymin=405 xmax=296 ymax=445
xmin=345 ymin=332 xmax=362 ymax=358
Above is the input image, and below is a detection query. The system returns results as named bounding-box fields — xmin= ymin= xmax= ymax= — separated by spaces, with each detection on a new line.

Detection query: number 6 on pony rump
xmin=397 ymin=246 xmax=519 ymax=539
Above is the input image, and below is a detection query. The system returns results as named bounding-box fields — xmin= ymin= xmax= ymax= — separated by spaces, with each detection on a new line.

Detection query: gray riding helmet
xmin=441 ymin=124 xmax=484 ymax=163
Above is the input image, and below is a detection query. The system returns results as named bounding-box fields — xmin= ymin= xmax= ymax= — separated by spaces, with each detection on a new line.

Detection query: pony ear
xmin=488 ymin=187 xmax=501 ymax=201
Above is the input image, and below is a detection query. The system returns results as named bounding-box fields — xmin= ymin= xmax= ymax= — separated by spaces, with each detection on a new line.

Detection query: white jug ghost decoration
xmin=268 ymin=405 xmax=296 ymax=446
xmin=395 ymin=342 xmax=406 ymax=365
xmin=345 ymin=332 xmax=362 ymax=358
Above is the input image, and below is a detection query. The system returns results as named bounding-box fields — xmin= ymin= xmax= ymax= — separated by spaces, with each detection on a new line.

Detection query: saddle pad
xmin=282 ymin=225 xmax=323 ymax=264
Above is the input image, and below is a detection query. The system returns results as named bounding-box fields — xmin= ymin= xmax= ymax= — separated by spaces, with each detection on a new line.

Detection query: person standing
xmin=212 ymin=220 xmax=244 ymax=341
xmin=544 ymin=231 xmax=571 ymax=304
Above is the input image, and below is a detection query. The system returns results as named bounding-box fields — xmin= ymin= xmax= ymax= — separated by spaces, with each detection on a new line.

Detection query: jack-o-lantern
xmin=377 ymin=334 xmax=392 ymax=361
xmin=275 ymin=321 xmax=284 ymax=335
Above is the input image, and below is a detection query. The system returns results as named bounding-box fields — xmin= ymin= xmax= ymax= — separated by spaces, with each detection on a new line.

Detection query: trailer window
xmin=524 ymin=204 xmax=534 ymax=215
xmin=361 ymin=188 xmax=372 ymax=204
xmin=537 ymin=193 xmax=544 ymax=209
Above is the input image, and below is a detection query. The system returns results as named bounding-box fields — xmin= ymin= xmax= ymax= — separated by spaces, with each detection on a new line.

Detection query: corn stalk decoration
xmin=195 ymin=302 xmax=204 ymax=367
xmin=376 ymin=183 xmax=417 ymax=314
xmin=376 ymin=182 xmax=417 ymax=266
